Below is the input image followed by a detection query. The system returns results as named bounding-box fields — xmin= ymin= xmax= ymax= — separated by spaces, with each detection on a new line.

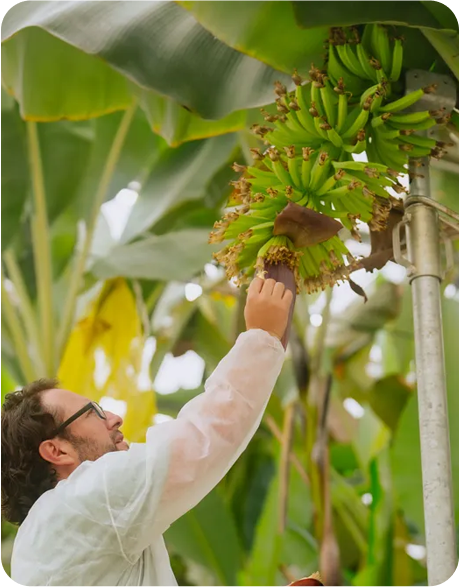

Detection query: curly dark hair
xmin=1 ymin=378 xmax=65 ymax=525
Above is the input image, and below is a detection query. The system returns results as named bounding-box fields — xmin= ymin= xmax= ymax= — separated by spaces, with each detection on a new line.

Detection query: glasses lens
xmin=93 ymin=402 xmax=106 ymax=419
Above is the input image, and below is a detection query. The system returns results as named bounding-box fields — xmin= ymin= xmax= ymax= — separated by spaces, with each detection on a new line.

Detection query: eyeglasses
xmin=52 ymin=401 xmax=107 ymax=437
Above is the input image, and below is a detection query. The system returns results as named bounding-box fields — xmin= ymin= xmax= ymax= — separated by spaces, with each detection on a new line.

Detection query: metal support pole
xmin=406 ymin=160 xmax=457 ymax=585
xmin=402 ymin=70 xmax=458 ymax=585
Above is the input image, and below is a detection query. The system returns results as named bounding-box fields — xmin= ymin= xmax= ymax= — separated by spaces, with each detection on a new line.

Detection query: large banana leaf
xmin=2 ymin=22 xmax=248 ymax=144
xmin=121 ymin=133 xmax=237 ymax=243
xmin=91 ymin=229 xmax=220 ymax=282
xmin=292 ymin=1 xmax=457 ymax=31
xmin=1 ymin=97 xmax=28 ymax=249
xmin=137 ymin=89 xmax=248 ymax=147
xmin=178 ymin=1 xmax=328 ymax=76
xmin=1 ymin=103 xmax=165 ymax=251
xmin=2 ymin=1 xmax=292 ymax=120
xmin=180 ymin=0 xmax=456 ymax=78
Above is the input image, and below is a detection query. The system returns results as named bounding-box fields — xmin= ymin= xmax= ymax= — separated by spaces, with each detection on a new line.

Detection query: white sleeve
xmin=71 ymin=329 xmax=285 ymax=560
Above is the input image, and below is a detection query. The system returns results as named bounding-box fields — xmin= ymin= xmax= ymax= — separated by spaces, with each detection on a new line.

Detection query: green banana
xmin=342 ymin=138 xmax=366 ymax=154
xmin=336 ymin=91 xmax=348 ymax=132
xmin=314 ymin=115 xmax=330 ymax=140
xmin=404 ymin=144 xmax=432 ymax=158
xmin=328 ymin=44 xmax=365 ymax=96
xmin=380 ymin=88 xmax=425 ymax=113
xmin=361 ymin=23 xmax=374 ymax=52
xmin=373 ymin=126 xmax=400 ymax=139
xmin=331 ymin=160 xmax=387 ymax=173
xmin=322 ymin=180 xmax=362 ymax=199
xmin=397 ymin=133 xmax=437 ymax=149
xmin=246 ymin=166 xmax=275 ymax=180
xmin=342 ymin=173 xmax=390 ymax=199
xmin=371 ymin=24 xmax=391 ymax=75
xmin=320 ymin=84 xmax=337 ymax=127
xmin=310 ymin=152 xmax=331 ymax=190
xmin=356 ymin=42 xmax=378 ymax=81
xmin=316 ymin=169 xmax=345 ymax=196
xmin=387 ymin=117 xmax=437 ymax=131
xmin=390 ymin=111 xmax=431 ymax=125
xmin=326 ymin=125 xmax=344 ymax=147
xmin=389 ymin=37 xmax=403 ymax=82
xmin=268 ymin=154 xmax=293 ymax=186
xmin=373 ymin=134 xmax=408 ymax=172
xmin=301 ymin=147 xmax=315 ymax=186
xmin=342 ymin=107 xmax=370 ymax=139
xmin=311 ymin=82 xmax=325 ymax=118
xmin=295 ymin=84 xmax=323 ymax=137
xmin=371 ymin=113 xmax=392 ymax=128
xmin=370 ymin=91 xmax=384 ymax=113
xmin=337 ymin=43 xmax=367 ymax=79
xmin=283 ymin=108 xmax=314 ymax=135
xmin=360 ymin=83 xmax=381 ymax=107
xmin=284 ymin=147 xmax=302 ymax=188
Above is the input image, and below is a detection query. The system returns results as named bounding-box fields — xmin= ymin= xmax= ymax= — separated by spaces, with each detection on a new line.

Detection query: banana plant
xmin=1 ymin=97 xmax=238 ymax=386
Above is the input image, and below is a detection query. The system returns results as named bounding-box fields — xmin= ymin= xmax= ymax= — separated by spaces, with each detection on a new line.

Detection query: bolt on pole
xmin=403 ymin=70 xmax=458 ymax=586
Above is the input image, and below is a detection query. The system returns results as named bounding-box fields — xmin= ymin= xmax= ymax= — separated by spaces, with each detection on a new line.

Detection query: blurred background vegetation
xmin=1 ymin=2 xmax=458 ymax=585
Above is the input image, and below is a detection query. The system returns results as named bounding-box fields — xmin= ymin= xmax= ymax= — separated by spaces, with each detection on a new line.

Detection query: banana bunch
xmin=209 ymin=147 xmax=401 ymax=292
xmin=328 ymin=24 xmax=403 ymax=97
xmin=209 ymin=22 xmax=453 ymax=295
xmin=253 ymin=69 xmax=369 ymax=156
xmin=327 ymin=24 xmax=452 ymax=169
xmin=367 ymin=89 xmax=452 ymax=171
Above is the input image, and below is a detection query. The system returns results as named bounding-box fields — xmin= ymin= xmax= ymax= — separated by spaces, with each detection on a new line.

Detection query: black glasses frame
xmin=52 ymin=401 xmax=106 ymax=437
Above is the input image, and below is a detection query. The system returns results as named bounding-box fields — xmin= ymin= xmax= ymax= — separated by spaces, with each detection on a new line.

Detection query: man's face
xmin=41 ymin=388 xmax=129 ymax=465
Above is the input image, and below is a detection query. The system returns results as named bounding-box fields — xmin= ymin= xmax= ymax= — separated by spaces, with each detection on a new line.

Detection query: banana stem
xmin=264 ymin=262 xmax=297 ymax=349
xmin=3 ymin=250 xmax=45 ymax=375
xmin=1 ymin=271 xmax=36 ymax=382
xmin=57 ymin=102 xmax=137 ymax=360
xmin=278 ymin=402 xmax=296 ymax=534
xmin=27 ymin=122 xmax=55 ymax=377
xmin=307 ymin=287 xmax=334 ymax=540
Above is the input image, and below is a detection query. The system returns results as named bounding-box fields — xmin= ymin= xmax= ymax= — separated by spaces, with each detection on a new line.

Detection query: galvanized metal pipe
xmin=406 ymin=158 xmax=457 ymax=585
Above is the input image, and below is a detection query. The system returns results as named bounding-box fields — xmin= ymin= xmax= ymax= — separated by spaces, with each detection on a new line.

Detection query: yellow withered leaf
xmin=96 ymin=278 xmax=142 ymax=372
xmin=121 ymin=390 xmax=157 ymax=443
xmin=57 ymin=316 xmax=110 ymax=399
xmin=57 ymin=278 xmax=156 ymax=442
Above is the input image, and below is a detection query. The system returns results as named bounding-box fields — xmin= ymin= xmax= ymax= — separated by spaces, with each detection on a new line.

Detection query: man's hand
xmin=244 ymin=277 xmax=293 ymax=341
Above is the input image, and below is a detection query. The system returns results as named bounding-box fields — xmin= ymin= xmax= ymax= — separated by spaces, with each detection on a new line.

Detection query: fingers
xmin=248 ymin=276 xmax=264 ymax=296
xmin=282 ymin=288 xmax=294 ymax=306
xmin=273 ymin=281 xmax=286 ymax=299
xmin=249 ymin=276 xmax=293 ymax=307
xmin=261 ymin=278 xmax=276 ymax=296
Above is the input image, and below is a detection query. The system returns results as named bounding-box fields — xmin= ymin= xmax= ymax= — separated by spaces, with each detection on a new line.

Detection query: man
xmin=2 ymin=277 xmax=292 ymax=586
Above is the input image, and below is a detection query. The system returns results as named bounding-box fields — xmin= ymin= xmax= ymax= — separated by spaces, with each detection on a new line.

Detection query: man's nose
xmin=105 ymin=410 xmax=123 ymax=429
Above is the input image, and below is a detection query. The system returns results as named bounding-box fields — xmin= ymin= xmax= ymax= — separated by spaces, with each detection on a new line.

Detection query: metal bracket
xmin=394 ymin=207 xmax=456 ymax=280
xmin=392 ymin=213 xmax=415 ymax=275
xmin=405 ymin=195 xmax=459 ymax=237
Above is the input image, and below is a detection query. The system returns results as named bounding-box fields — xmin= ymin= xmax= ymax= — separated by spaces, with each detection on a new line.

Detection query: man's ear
xmin=39 ymin=438 xmax=75 ymax=467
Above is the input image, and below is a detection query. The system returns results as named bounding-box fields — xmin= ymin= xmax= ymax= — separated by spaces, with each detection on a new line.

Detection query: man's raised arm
xmin=91 ymin=278 xmax=292 ymax=559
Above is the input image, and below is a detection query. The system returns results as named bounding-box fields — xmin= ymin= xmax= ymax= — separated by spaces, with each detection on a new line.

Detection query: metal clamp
xmin=393 ymin=208 xmax=456 ymax=280
xmin=405 ymin=195 xmax=459 ymax=237
xmin=392 ymin=213 xmax=415 ymax=275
